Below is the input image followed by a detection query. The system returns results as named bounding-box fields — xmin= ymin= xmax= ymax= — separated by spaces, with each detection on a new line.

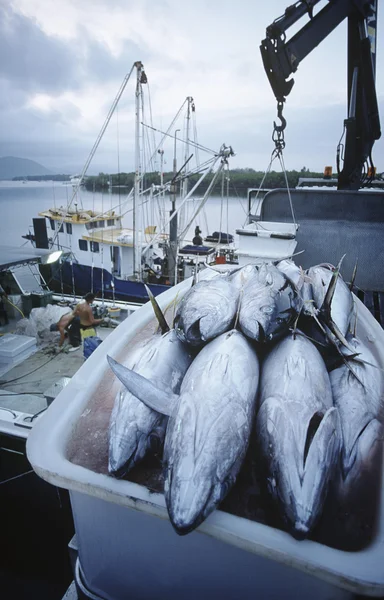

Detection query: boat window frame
xmin=79 ymin=239 xmax=88 ymax=251
xmin=90 ymin=241 xmax=100 ymax=253
xmin=49 ymin=218 xmax=55 ymax=230
xmin=107 ymin=219 xmax=114 ymax=226
xmin=66 ymin=222 xmax=73 ymax=235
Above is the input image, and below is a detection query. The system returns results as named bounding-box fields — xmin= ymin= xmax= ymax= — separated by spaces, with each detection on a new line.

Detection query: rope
xmin=4 ymin=296 xmax=25 ymax=319
xmin=0 ymin=470 xmax=34 ymax=486
xmin=279 ymin=151 xmax=297 ymax=228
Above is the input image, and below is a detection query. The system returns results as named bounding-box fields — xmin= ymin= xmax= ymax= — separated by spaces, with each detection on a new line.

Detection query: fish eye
xmin=261 ymin=306 xmax=274 ymax=314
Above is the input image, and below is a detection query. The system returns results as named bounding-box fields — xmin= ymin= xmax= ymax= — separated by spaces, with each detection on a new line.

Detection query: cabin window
xmin=49 ymin=218 xmax=55 ymax=230
xmin=107 ymin=219 xmax=114 ymax=226
xmin=79 ymin=239 xmax=88 ymax=251
xmin=58 ymin=223 xmax=64 ymax=233
xmin=66 ymin=223 xmax=72 ymax=234
xmin=98 ymin=220 xmax=105 ymax=228
xmin=85 ymin=222 xmax=92 ymax=230
xmin=90 ymin=241 xmax=100 ymax=253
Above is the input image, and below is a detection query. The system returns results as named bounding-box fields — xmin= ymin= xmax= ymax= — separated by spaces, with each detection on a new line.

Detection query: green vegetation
xmin=85 ymin=167 xmax=324 ymax=195
xmin=13 ymin=174 xmax=71 ymax=182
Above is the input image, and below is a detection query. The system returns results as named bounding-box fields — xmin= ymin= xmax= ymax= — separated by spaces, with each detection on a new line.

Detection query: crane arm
xmin=260 ymin=0 xmax=381 ymax=190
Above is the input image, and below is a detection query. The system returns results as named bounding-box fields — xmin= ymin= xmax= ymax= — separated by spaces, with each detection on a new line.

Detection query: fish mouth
xmin=108 ymin=456 xmax=135 ymax=479
xmin=185 ymin=318 xmax=204 ymax=346
xmin=291 ymin=521 xmax=310 ymax=541
xmin=167 ymin=480 xmax=217 ymax=535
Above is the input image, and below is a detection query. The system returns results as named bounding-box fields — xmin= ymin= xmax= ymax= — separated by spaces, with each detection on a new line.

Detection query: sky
xmin=1 ymin=0 xmax=383 ymax=174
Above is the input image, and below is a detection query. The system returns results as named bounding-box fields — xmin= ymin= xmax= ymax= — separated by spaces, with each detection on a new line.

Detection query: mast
xmin=181 ymin=97 xmax=194 ymax=198
xmin=133 ymin=61 xmax=147 ymax=280
xmin=168 ymin=130 xmax=180 ymax=285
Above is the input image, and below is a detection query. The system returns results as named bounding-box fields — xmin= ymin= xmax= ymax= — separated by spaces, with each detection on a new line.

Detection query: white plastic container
xmin=27 ymin=272 xmax=384 ymax=599
xmin=236 ymin=221 xmax=298 ymax=264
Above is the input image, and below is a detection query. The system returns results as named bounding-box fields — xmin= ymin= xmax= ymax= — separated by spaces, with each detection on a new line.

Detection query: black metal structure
xmin=260 ymin=0 xmax=381 ymax=190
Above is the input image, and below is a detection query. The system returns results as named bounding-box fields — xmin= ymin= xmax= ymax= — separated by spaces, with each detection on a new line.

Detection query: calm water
xmin=0 ymin=181 xmax=249 ymax=248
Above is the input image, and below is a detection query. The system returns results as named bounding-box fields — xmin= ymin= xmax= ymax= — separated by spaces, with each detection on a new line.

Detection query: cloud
xmin=0 ymin=0 xmax=382 ymax=175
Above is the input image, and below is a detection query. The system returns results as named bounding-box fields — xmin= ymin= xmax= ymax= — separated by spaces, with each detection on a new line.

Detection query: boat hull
xmin=48 ymin=261 xmax=170 ymax=303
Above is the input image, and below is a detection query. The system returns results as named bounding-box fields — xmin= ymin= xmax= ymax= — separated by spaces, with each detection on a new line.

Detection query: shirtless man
xmin=73 ymin=292 xmax=104 ymax=331
xmin=50 ymin=311 xmax=75 ymax=347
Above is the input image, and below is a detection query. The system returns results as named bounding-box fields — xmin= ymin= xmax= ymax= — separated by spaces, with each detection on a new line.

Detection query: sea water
xmin=0 ymin=180 xmax=250 ymax=248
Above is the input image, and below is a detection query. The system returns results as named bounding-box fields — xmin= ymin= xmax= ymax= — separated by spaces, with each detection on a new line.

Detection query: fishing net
xmin=15 ymin=304 xmax=72 ymax=344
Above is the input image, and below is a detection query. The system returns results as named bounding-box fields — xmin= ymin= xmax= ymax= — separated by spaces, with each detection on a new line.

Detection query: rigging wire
xmin=245 ymin=151 xmax=277 ymax=226
xmin=178 ymin=161 xmax=225 ymax=243
xmin=141 ymin=122 xmax=217 ymax=157
xmin=279 ymin=151 xmax=297 ymax=227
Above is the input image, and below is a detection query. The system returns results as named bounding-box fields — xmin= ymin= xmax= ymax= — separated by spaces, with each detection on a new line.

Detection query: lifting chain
xmin=272 ymin=99 xmax=286 ymax=156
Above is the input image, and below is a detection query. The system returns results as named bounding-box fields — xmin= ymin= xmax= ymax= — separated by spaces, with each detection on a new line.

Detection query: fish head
xmin=174 ymin=279 xmax=237 ymax=345
xmin=174 ymin=309 xmax=204 ymax=346
xmin=165 ymin=469 xmax=224 ymax=535
xmin=258 ymin=395 xmax=340 ymax=539
xmin=108 ymin=385 xmax=166 ymax=478
xmin=239 ymin=265 xmax=298 ymax=342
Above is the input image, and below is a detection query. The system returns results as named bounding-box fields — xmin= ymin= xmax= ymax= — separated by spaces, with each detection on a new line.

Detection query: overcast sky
xmin=1 ymin=0 xmax=383 ymax=174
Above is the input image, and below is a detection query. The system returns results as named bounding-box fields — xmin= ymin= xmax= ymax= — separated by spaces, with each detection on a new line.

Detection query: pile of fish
xmin=107 ymin=259 xmax=383 ymax=539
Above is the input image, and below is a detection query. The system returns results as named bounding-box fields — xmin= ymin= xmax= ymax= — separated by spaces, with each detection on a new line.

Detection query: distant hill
xmin=0 ymin=156 xmax=52 ymax=180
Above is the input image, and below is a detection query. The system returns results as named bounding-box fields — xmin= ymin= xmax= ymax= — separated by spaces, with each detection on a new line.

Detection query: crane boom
xmin=260 ymin=0 xmax=381 ymax=190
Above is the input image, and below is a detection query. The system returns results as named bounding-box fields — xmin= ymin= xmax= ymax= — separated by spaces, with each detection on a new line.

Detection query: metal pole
xmin=168 ymin=129 xmax=180 ymax=285
xmin=133 ymin=61 xmax=143 ymax=281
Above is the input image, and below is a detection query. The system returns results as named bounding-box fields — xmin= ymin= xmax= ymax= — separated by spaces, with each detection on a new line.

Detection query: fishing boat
xmin=24 ymin=63 xmax=236 ymax=304
xmin=24 ymin=1 xmax=384 ymax=599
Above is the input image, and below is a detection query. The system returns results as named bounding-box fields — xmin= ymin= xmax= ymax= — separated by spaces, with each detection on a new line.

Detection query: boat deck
xmin=0 ymin=312 xmax=128 ymax=600
xmin=356 ymin=290 xmax=384 ymax=327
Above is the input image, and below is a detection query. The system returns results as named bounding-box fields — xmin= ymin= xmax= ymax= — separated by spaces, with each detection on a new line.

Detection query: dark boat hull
xmin=48 ymin=261 xmax=170 ymax=303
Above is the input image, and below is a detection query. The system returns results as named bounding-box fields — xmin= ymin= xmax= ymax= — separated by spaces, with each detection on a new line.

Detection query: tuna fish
xmin=330 ymin=336 xmax=383 ymax=498
xmin=239 ymin=262 xmax=299 ymax=342
xmin=174 ymin=276 xmax=239 ymax=346
xmin=108 ymin=330 xmax=260 ymax=534
xmin=256 ymin=334 xmax=340 ymax=538
xmin=108 ymin=329 xmax=193 ymax=477
xmin=306 ymin=263 xmax=354 ymax=341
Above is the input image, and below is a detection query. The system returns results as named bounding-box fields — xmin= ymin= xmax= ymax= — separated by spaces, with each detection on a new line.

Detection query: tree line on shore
xmin=84 ymin=167 xmax=326 ymax=195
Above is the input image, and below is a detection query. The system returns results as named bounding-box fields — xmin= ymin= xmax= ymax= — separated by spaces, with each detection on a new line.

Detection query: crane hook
xmin=273 ymin=100 xmax=286 ymax=133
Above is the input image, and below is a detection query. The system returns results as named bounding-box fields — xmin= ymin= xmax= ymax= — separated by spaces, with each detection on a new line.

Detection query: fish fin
xmin=300 ymin=406 xmax=340 ymax=497
xmin=341 ymin=418 xmax=382 ymax=481
xmin=322 ymin=254 xmax=346 ymax=320
xmin=335 ymin=345 xmax=365 ymax=387
xmin=351 ymin=298 xmax=358 ymax=337
xmin=349 ymin=259 xmax=358 ymax=292
xmin=107 ymin=356 xmax=178 ymax=417
xmin=191 ymin=258 xmax=199 ymax=286
xmin=327 ymin=317 xmax=356 ymax=353
xmin=234 ymin=288 xmax=243 ymax=330
xmin=272 ymin=250 xmax=305 ymax=265
xmin=144 ymin=284 xmax=170 ymax=334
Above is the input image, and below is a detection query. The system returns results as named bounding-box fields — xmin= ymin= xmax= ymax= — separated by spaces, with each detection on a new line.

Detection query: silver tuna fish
xmin=330 ymin=336 xmax=383 ymax=497
xmin=239 ymin=262 xmax=299 ymax=342
xmin=108 ymin=329 xmax=260 ymax=534
xmin=256 ymin=334 xmax=340 ymax=538
xmin=174 ymin=276 xmax=239 ymax=346
xmin=307 ymin=264 xmax=354 ymax=340
xmin=108 ymin=329 xmax=193 ymax=477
